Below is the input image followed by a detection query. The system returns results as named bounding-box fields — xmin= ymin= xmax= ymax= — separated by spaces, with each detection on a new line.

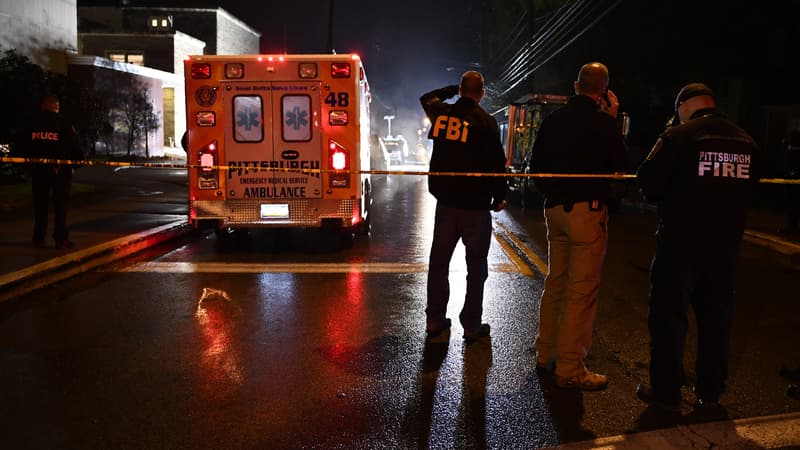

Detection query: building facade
xmin=77 ymin=5 xmax=260 ymax=156
xmin=0 ymin=0 xmax=78 ymax=73
xmin=1 ymin=1 xmax=261 ymax=157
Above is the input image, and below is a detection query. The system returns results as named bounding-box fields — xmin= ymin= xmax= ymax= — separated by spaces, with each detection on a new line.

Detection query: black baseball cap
xmin=674 ymin=83 xmax=714 ymax=111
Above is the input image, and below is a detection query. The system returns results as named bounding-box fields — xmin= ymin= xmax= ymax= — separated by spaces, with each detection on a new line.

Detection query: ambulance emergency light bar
xmin=188 ymin=56 xmax=358 ymax=80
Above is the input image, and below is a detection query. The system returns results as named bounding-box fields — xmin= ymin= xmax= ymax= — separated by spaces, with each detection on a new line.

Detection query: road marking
xmin=117 ymin=261 xmax=520 ymax=274
xmin=494 ymin=221 xmax=549 ymax=275
xmin=493 ymin=231 xmax=535 ymax=277
xmin=744 ymin=229 xmax=800 ymax=255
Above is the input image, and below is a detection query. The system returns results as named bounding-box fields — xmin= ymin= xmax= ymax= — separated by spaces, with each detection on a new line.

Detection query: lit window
xmin=108 ymin=53 xmax=126 ymax=63
xmin=161 ymin=19 xmax=168 ymax=27
xmin=127 ymin=54 xmax=144 ymax=66
xmin=151 ymin=19 xmax=158 ymax=27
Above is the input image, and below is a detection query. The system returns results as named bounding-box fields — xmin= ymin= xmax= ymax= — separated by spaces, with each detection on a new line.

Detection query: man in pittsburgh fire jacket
xmin=636 ymin=83 xmax=759 ymax=420
xmin=419 ymin=70 xmax=507 ymax=342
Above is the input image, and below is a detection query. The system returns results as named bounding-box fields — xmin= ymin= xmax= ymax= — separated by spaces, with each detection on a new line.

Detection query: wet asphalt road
xmin=1 ymin=169 xmax=799 ymax=449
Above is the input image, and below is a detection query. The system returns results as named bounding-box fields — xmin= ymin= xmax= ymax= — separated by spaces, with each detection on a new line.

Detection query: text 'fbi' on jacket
xmin=431 ymin=115 xmax=470 ymax=143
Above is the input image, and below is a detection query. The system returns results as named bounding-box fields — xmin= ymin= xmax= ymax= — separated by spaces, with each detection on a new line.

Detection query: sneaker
xmin=780 ymin=365 xmax=800 ymax=383
xmin=425 ymin=318 xmax=451 ymax=338
xmin=788 ymin=384 xmax=800 ymax=400
xmin=55 ymin=239 xmax=75 ymax=249
xmin=463 ymin=323 xmax=490 ymax=341
xmin=556 ymin=370 xmax=608 ymax=391
xmin=635 ymin=384 xmax=680 ymax=412
xmin=536 ymin=359 xmax=556 ymax=374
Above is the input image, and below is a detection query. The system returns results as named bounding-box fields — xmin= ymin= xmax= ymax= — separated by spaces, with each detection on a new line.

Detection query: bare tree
xmin=116 ymin=82 xmax=161 ymax=158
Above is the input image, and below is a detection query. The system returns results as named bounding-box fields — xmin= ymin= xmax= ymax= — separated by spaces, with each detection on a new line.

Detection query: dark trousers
xmin=32 ymin=166 xmax=72 ymax=243
xmin=647 ymin=239 xmax=738 ymax=404
xmin=426 ymin=203 xmax=491 ymax=331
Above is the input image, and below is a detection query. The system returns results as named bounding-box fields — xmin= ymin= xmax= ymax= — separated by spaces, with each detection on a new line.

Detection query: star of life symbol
xmin=285 ymin=106 xmax=308 ymax=130
xmin=237 ymin=107 xmax=261 ymax=130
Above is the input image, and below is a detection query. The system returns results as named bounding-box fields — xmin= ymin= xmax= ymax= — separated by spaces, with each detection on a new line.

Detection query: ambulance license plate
xmin=260 ymin=204 xmax=289 ymax=219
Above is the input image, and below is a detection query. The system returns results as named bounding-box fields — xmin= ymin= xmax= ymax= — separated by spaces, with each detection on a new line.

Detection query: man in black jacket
xmin=636 ymin=83 xmax=759 ymax=419
xmin=19 ymin=94 xmax=83 ymax=249
xmin=530 ymin=62 xmax=628 ymax=390
xmin=420 ymin=71 xmax=507 ymax=342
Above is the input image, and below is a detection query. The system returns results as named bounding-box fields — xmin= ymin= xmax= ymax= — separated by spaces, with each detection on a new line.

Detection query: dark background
xmin=78 ymin=0 xmax=800 ymax=175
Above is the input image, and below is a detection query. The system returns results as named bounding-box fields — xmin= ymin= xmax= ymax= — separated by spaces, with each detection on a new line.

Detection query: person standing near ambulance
xmin=635 ymin=83 xmax=759 ymax=419
xmin=19 ymin=94 xmax=83 ymax=249
xmin=529 ymin=62 xmax=628 ymax=390
xmin=420 ymin=71 xmax=508 ymax=342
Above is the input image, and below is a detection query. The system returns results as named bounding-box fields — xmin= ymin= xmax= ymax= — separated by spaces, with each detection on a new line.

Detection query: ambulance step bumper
xmin=192 ymin=199 xmax=358 ymax=228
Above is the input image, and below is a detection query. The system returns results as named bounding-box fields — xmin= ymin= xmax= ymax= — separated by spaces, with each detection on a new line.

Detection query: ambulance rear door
xmin=222 ymin=81 xmax=323 ymax=218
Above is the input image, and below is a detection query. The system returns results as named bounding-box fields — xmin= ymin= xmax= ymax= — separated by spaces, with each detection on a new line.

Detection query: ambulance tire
xmin=357 ymin=180 xmax=372 ymax=236
xmin=319 ymin=227 xmax=354 ymax=250
xmin=214 ymin=227 xmax=249 ymax=245
xmin=340 ymin=230 xmax=356 ymax=249
xmin=357 ymin=216 xmax=371 ymax=236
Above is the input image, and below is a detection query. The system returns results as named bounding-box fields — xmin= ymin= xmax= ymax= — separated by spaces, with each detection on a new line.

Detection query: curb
xmin=624 ymin=199 xmax=800 ymax=255
xmin=0 ymin=220 xmax=192 ymax=303
xmin=546 ymin=411 xmax=800 ymax=449
xmin=744 ymin=230 xmax=800 ymax=255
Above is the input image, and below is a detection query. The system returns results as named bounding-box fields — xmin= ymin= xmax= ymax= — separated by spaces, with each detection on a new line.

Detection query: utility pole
xmin=327 ymin=0 xmax=335 ymax=53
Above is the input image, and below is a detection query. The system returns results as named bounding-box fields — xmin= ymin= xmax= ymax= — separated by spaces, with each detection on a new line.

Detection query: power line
xmin=488 ymin=0 xmax=623 ymax=101
xmin=494 ymin=0 xmax=586 ymax=84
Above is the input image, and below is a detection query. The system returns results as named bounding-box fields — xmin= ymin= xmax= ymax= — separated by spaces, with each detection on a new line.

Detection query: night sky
xmin=78 ymin=0 xmax=800 ymax=163
xmin=79 ymin=0 xmax=475 ymax=140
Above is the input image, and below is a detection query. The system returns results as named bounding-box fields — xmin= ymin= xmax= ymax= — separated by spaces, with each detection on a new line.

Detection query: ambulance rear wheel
xmin=214 ymin=227 xmax=249 ymax=243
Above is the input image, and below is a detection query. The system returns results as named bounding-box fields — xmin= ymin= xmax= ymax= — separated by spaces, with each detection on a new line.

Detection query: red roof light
xmin=331 ymin=62 xmax=351 ymax=78
xmin=191 ymin=63 xmax=211 ymax=79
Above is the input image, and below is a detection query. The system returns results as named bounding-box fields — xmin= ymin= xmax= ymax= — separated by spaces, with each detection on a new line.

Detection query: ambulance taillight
xmin=329 ymin=139 xmax=350 ymax=188
xmin=197 ymin=140 xmax=219 ymax=189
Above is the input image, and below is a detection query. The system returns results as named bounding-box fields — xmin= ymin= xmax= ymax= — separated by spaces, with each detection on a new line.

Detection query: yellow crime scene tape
xmin=2 ymin=156 xmax=800 ymax=184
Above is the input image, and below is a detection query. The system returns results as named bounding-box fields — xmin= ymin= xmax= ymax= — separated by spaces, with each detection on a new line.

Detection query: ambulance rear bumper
xmin=190 ymin=198 xmax=358 ymax=229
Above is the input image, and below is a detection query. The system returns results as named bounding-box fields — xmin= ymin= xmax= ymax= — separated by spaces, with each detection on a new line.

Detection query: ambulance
xmin=183 ymin=54 xmax=372 ymax=236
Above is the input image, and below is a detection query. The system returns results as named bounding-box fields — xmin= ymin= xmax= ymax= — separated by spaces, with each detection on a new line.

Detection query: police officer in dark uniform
xmin=420 ymin=71 xmax=508 ymax=342
xmin=19 ymin=94 xmax=83 ymax=249
xmin=636 ymin=83 xmax=759 ymax=419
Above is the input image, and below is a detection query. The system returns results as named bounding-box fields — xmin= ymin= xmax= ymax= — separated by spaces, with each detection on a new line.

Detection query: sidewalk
xmin=0 ymin=173 xmax=191 ymax=303
xmin=742 ymin=206 xmax=800 ymax=256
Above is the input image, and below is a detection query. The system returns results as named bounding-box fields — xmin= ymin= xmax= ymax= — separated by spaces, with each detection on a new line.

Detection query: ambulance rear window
xmin=233 ymin=96 xmax=264 ymax=143
xmin=282 ymin=95 xmax=312 ymax=142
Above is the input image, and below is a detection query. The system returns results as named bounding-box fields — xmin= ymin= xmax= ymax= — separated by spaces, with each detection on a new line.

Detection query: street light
xmin=383 ymin=115 xmax=395 ymax=138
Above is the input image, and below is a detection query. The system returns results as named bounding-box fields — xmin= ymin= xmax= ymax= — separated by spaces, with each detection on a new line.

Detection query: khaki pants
xmin=536 ymin=201 xmax=608 ymax=379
